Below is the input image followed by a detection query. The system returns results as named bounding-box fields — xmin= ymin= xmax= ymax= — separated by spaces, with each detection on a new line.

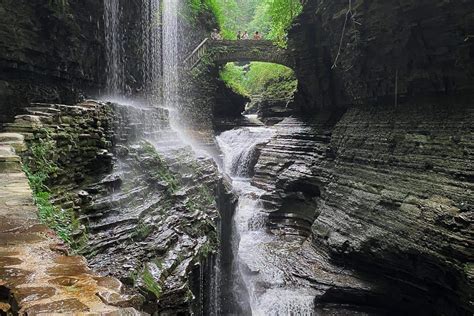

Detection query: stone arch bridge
xmin=183 ymin=39 xmax=294 ymax=70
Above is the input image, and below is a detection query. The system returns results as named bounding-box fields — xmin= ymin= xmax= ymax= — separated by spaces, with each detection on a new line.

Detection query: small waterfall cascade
xmin=217 ymin=126 xmax=317 ymax=315
xmin=104 ymin=0 xmax=124 ymax=95
xmin=217 ymin=127 xmax=273 ymax=177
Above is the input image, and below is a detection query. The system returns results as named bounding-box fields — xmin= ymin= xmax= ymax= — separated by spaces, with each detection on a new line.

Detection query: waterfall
xmin=217 ymin=126 xmax=317 ymax=316
xmin=162 ymin=0 xmax=179 ymax=111
xmin=104 ymin=0 xmax=162 ymax=101
xmin=142 ymin=0 xmax=162 ymax=103
xmin=101 ymin=0 xmax=240 ymax=313
xmin=104 ymin=0 xmax=124 ymax=95
xmin=217 ymin=127 xmax=274 ymax=177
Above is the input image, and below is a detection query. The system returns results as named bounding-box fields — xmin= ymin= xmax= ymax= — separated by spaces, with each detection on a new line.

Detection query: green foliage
xmin=35 ymin=191 xmax=76 ymax=244
xmin=141 ymin=268 xmax=162 ymax=298
xmin=190 ymin=0 xmax=302 ymax=44
xmin=132 ymin=222 xmax=154 ymax=241
xmin=219 ymin=63 xmax=249 ymax=96
xmin=262 ymin=0 xmax=303 ymax=45
xmin=24 ymin=130 xmax=59 ymax=192
xmin=220 ymin=62 xmax=297 ymax=99
xmin=22 ymin=129 xmax=78 ymax=244
xmin=189 ymin=0 xmax=232 ymax=38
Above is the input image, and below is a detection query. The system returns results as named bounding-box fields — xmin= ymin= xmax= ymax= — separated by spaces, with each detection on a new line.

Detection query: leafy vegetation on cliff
xmin=23 ymin=130 xmax=78 ymax=244
xmin=189 ymin=0 xmax=302 ymax=43
xmin=220 ymin=62 xmax=297 ymax=99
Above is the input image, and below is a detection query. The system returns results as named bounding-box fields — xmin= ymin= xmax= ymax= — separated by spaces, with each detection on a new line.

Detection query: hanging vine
xmin=331 ymin=0 xmax=361 ymax=70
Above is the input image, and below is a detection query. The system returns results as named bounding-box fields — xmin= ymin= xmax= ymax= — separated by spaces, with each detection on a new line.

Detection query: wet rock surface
xmin=216 ymin=125 xmax=385 ymax=315
xmin=83 ymin=138 xmax=220 ymax=314
xmin=243 ymin=0 xmax=474 ymax=314
xmin=0 ymin=132 xmax=141 ymax=315
xmin=1 ymin=100 xmax=222 ymax=314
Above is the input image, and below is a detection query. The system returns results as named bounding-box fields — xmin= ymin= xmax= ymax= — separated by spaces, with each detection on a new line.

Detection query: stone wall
xmin=289 ymin=0 xmax=474 ymax=112
xmin=208 ymin=40 xmax=292 ymax=68
xmin=5 ymin=102 xmax=113 ymax=189
xmin=181 ymin=60 xmax=251 ymax=135
xmin=249 ymin=0 xmax=474 ymax=313
xmin=0 ymin=0 xmax=106 ymax=124
xmin=253 ymin=101 xmax=473 ymax=314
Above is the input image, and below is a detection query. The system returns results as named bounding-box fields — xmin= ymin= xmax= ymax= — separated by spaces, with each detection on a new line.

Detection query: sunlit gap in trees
xmin=220 ymin=61 xmax=298 ymax=112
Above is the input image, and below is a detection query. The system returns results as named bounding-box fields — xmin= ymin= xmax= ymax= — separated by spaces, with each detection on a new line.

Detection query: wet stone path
xmin=0 ymin=133 xmax=142 ymax=315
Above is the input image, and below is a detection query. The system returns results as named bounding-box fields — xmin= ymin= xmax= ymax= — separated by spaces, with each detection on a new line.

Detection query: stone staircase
xmin=0 ymin=133 xmax=143 ymax=315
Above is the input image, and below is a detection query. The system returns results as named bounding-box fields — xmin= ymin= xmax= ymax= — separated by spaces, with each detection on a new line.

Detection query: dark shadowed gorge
xmin=0 ymin=0 xmax=472 ymax=315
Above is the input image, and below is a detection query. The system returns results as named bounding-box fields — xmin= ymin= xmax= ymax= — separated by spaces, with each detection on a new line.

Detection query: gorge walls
xmin=2 ymin=100 xmax=226 ymax=314
xmin=0 ymin=0 xmax=163 ymax=124
xmin=289 ymin=0 xmax=474 ymax=111
xmin=0 ymin=1 xmax=105 ymax=123
xmin=250 ymin=0 xmax=474 ymax=314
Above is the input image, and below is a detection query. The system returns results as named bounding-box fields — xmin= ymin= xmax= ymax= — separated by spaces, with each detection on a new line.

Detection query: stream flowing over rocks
xmin=0 ymin=0 xmax=472 ymax=315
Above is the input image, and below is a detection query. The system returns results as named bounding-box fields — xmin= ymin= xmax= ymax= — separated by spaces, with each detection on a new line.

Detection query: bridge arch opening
xmin=218 ymin=61 xmax=298 ymax=122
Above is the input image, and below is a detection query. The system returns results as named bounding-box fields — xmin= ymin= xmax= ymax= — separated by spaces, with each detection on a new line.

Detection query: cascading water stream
xmin=217 ymin=125 xmax=317 ymax=315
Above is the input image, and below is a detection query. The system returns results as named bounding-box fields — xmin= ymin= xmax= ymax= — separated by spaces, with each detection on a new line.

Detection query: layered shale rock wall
xmin=0 ymin=132 xmax=141 ymax=315
xmin=254 ymin=105 xmax=473 ymax=314
xmin=0 ymin=0 xmax=157 ymax=124
xmin=181 ymin=61 xmax=251 ymax=134
xmin=2 ymin=101 xmax=223 ymax=313
xmin=0 ymin=1 xmax=105 ymax=124
xmin=289 ymin=0 xmax=474 ymax=111
xmin=251 ymin=0 xmax=474 ymax=314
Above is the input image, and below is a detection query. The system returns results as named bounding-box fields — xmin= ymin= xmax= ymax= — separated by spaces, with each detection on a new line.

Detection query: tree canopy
xmin=190 ymin=0 xmax=303 ymax=44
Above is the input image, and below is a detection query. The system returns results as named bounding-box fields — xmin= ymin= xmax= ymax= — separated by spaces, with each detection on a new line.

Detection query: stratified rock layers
xmin=253 ymin=104 xmax=473 ymax=315
xmin=0 ymin=132 xmax=141 ymax=315
xmin=0 ymin=1 xmax=105 ymax=123
xmin=1 ymin=101 xmax=222 ymax=314
xmin=251 ymin=0 xmax=474 ymax=313
xmin=290 ymin=0 xmax=474 ymax=111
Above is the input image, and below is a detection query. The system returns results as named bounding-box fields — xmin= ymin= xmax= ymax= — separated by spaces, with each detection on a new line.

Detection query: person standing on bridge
xmin=242 ymin=31 xmax=249 ymax=40
xmin=253 ymin=31 xmax=262 ymax=40
xmin=211 ymin=29 xmax=222 ymax=40
xmin=237 ymin=31 xmax=242 ymax=40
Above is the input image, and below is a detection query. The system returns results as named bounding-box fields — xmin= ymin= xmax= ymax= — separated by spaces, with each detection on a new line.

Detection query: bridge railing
xmin=182 ymin=38 xmax=209 ymax=70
